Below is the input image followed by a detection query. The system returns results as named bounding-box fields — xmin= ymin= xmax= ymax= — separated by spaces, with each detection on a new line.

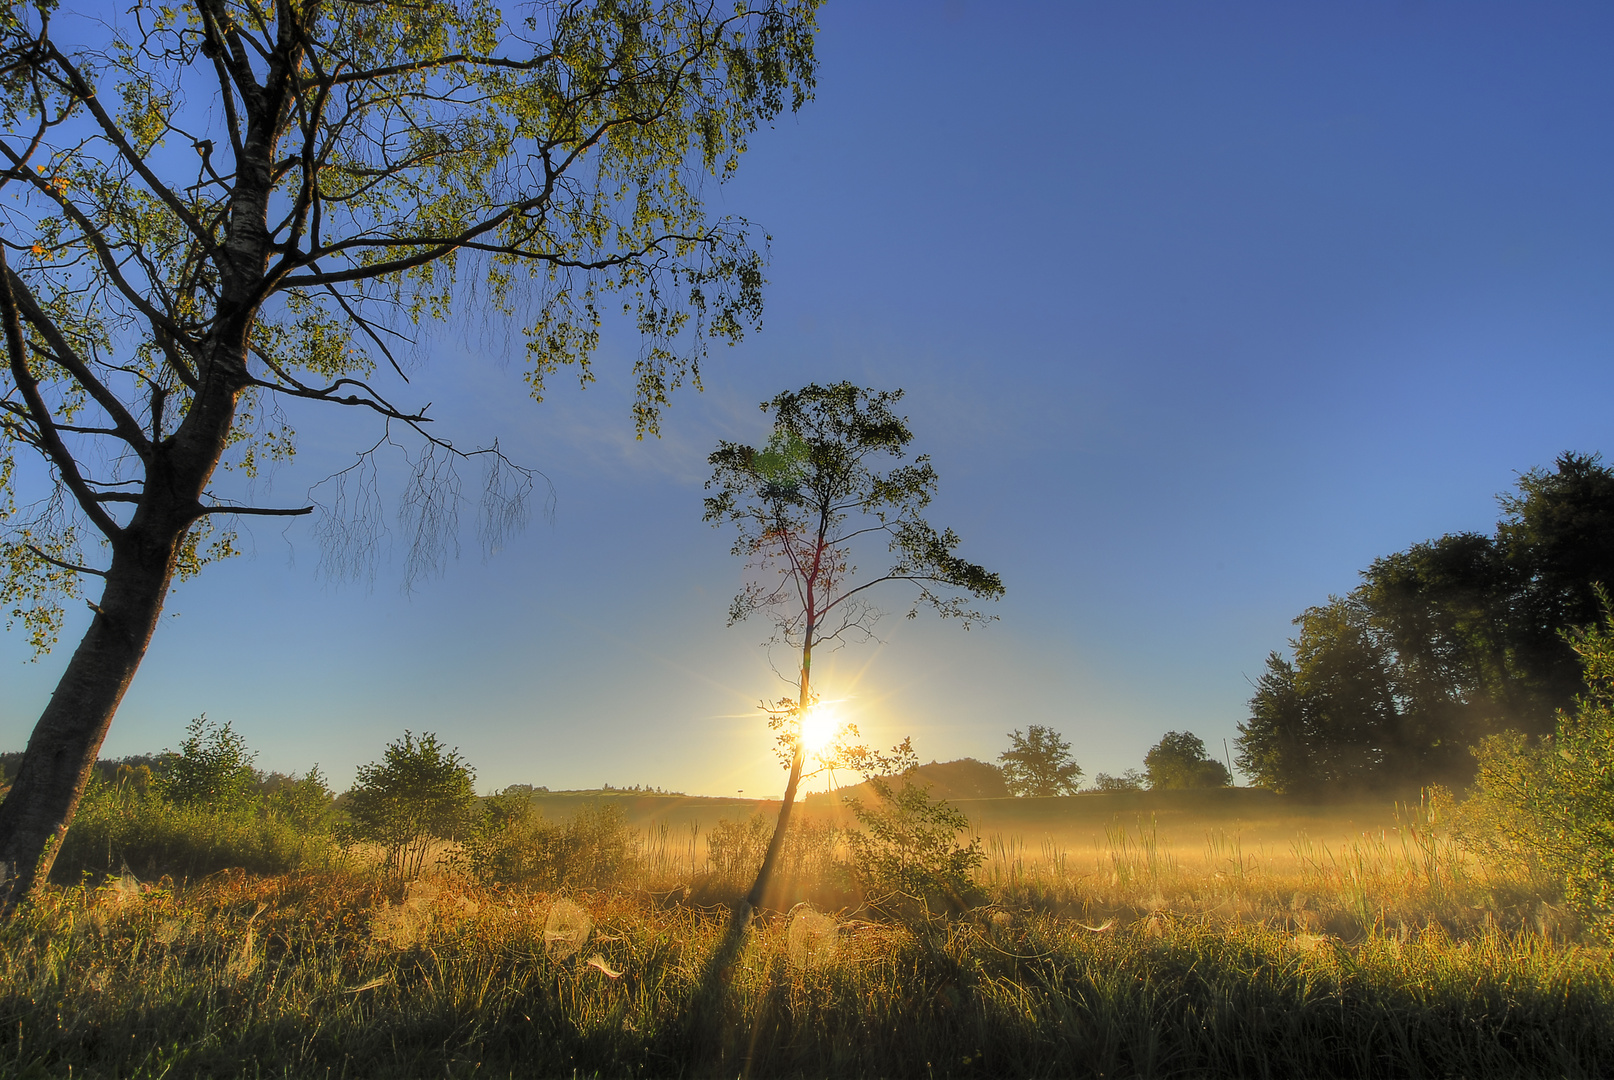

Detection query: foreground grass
xmin=0 ymin=871 xmax=1609 ymax=1078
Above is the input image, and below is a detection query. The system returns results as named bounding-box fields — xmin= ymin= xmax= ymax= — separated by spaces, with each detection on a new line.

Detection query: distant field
xmin=531 ymin=787 xmax=1403 ymax=874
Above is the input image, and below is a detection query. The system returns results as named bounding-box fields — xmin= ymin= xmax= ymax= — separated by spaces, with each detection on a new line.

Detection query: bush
xmin=846 ymin=777 xmax=983 ymax=917
xmin=54 ymin=721 xmax=340 ymax=884
xmin=54 ymin=776 xmax=341 ymax=883
xmin=463 ymin=793 xmax=634 ymax=889
xmin=1463 ymin=607 xmax=1614 ymax=932
xmin=153 ymin=716 xmax=259 ymax=810
xmin=261 ymin=766 xmax=338 ymax=833
xmin=345 ymin=732 xmax=476 ymax=879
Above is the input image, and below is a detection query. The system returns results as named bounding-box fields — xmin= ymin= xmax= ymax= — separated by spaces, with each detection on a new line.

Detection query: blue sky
xmin=5 ymin=1 xmax=1614 ymax=796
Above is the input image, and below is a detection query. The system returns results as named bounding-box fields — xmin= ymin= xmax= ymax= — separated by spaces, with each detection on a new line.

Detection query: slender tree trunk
xmin=0 ymin=322 xmax=247 ymax=910
xmin=745 ymin=636 xmax=812 ymax=912
xmin=0 ymin=525 xmax=182 ymax=906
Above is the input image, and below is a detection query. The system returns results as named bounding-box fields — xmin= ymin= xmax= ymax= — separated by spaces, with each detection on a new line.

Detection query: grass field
xmin=0 ymin=790 xmax=1606 ymax=1078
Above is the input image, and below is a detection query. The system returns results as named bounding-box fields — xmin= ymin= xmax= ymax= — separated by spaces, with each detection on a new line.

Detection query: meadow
xmin=1 ymin=789 xmax=1609 ymax=1078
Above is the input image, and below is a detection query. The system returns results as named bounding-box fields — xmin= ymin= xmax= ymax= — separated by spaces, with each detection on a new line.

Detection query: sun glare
xmin=799 ymin=704 xmax=840 ymax=756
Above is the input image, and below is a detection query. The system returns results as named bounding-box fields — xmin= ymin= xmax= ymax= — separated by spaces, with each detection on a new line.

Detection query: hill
xmin=818 ymin=757 xmax=1009 ymax=803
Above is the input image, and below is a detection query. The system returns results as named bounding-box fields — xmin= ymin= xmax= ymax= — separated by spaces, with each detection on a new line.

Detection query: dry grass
xmin=0 ymin=795 xmax=1608 ymax=1077
xmin=973 ymin=794 xmax=1569 ymax=944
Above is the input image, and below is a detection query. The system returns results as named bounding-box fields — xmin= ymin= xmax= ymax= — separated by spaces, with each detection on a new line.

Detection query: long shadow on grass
xmin=680 ymin=898 xmax=792 ymax=1078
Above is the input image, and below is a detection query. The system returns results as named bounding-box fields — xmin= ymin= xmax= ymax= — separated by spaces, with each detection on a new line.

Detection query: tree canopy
xmin=997 ymin=724 xmax=1082 ymax=797
xmin=1142 ymin=730 xmax=1230 ymax=791
xmin=1237 ymin=452 xmax=1614 ymax=793
xmin=0 ymin=0 xmax=818 ymax=907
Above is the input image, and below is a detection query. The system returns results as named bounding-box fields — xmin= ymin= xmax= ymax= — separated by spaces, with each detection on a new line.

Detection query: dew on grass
xmin=787 ymin=903 xmax=838 ymax=970
xmin=544 ymin=898 xmax=592 ymax=961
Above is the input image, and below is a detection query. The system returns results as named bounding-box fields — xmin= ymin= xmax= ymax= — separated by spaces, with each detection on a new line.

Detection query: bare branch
xmin=3 ymin=265 xmax=153 ymax=457
xmin=24 ymin=544 xmax=107 ymax=578
xmin=192 ymin=503 xmax=314 ymax=518
xmin=0 ymin=248 xmax=121 ymax=539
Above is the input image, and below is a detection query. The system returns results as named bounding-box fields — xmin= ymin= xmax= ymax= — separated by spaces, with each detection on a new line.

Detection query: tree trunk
xmin=745 ymin=740 xmax=806 ymax=912
xmin=0 ymin=526 xmax=181 ymax=907
xmin=745 ymin=638 xmax=813 ymax=912
xmin=0 ymin=332 xmax=243 ymax=911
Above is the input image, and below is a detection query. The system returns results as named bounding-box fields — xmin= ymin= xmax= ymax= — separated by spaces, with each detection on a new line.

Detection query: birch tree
xmin=0 ymin=0 xmax=817 ymax=906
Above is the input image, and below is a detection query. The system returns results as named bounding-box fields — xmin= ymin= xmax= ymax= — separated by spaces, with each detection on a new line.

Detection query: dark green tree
xmin=344 ymin=731 xmax=475 ymax=879
xmin=1239 ymin=453 xmax=1614 ymax=793
xmin=1356 ymin=531 xmax=1520 ymax=778
xmin=0 ymin=0 xmax=818 ymax=905
xmin=997 ymin=725 xmax=1082 ymax=796
xmin=1237 ymin=653 xmax=1315 ymax=793
xmin=1497 ymin=452 xmax=1614 ymax=716
xmin=704 ymin=382 xmax=1003 ymax=913
xmin=1142 ymin=730 xmax=1230 ymax=790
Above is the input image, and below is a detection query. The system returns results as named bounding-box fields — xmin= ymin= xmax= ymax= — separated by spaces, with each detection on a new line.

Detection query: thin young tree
xmin=704 ymin=382 xmax=1004 ymax=912
xmin=0 ymin=0 xmax=817 ymax=906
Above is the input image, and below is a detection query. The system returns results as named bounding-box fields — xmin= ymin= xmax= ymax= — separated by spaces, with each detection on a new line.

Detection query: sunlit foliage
xmin=1463 ymin=599 xmax=1614 ymax=934
xmin=344 ymin=731 xmax=475 ymax=879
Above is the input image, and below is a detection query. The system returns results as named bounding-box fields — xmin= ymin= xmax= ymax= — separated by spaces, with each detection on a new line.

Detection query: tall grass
xmin=975 ymin=795 xmax=1572 ymax=945
xmin=53 ymin=783 xmax=344 ymax=884
xmin=6 ymin=793 xmax=1607 ymax=1076
xmin=0 ymin=870 xmax=1609 ymax=1078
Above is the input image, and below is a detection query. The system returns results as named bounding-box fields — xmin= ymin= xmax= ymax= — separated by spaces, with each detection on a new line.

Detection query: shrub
xmin=261 ymin=766 xmax=338 ymax=832
xmin=463 ymin=794 xmax=634 ymax=889
xmin=845 ymin=777 xmax=983 ymax=917
xmin=54 ymin=776 xmax=341 ymax=883
xmin=1463 ymin=607 xmax=1614 ymax=932
xmin=345 ymin=732 xmax=476 ymax=879
xmin=54 ymin=721 xmax=341 ymax=884
xmin=154 ymin=716 xmax=259 ymax=810
xmin=462 ymin=787 xmax=549 ymax=885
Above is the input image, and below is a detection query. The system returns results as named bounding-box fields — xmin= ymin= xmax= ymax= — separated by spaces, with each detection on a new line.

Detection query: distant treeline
xmin=1238 ymin=452 xmax=1614 ymax=794
xmin=0 ymin=752 xmax=163 ymax=791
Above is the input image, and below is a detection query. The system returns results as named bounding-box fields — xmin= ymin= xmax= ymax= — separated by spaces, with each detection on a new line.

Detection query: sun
xmin=798 ymin=703 xmax=841 ymax=756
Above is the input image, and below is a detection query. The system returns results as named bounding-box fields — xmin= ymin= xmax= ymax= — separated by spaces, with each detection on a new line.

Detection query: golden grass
xmin=1 ymin=792 xmax=1604 ymax=1077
